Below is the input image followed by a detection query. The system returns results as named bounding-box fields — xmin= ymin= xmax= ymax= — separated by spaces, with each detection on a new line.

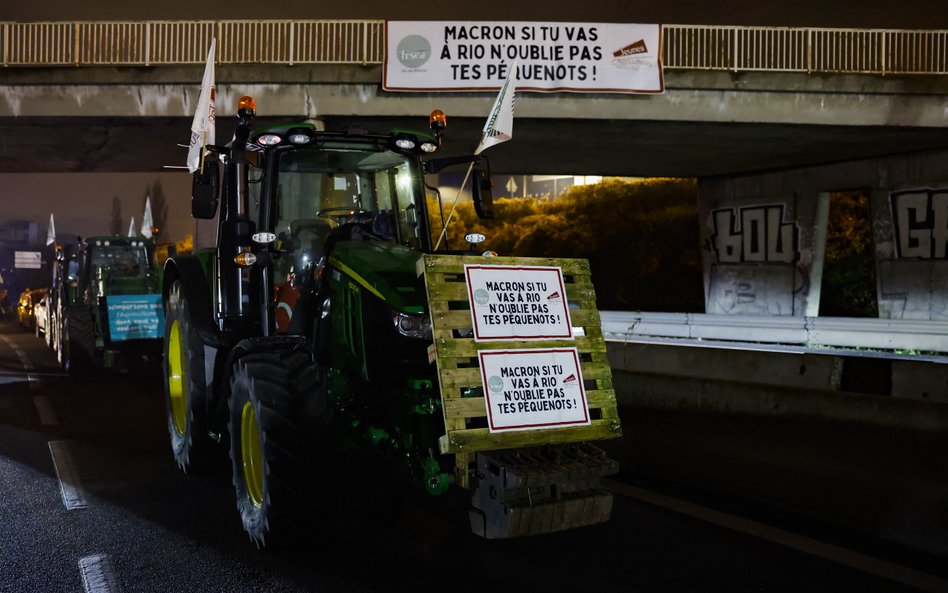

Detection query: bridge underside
xmin=3 ymin=115 xmax=946 ymax=177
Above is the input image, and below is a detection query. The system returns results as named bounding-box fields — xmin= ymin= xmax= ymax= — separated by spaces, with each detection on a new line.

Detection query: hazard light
xmin=429 ymin=110 xmax=446 ymax=130
xmin=237 ymin=96 xmax=256 ymax=123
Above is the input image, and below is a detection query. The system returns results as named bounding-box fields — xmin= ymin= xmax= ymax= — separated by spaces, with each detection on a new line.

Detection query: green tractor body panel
xmin=328 ymin=241 xmax=425 ymax=313
xmin=325 ymin=241 xmax=435 ymax=418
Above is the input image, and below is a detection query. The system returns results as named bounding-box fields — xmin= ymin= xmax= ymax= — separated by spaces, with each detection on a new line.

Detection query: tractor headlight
xmin=257 ymin=134 xmax=282 ymax=146
xmin=395 ymin=136 xmax=417 ymax=150
xmin=393 ymin=312 xmax=432 ymax=340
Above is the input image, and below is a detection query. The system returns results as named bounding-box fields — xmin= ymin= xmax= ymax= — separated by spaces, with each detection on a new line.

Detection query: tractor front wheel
xmin=228 ymin=349 xmax=326 ymax=548
xmin=164 ymin=281 xmax=209 ymax=473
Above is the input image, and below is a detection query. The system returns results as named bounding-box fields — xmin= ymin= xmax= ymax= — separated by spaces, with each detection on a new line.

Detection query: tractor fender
xmin=162 ymin=256 xmax=218 ymax=346
xmin=220 ymin=336 xmax=314 ymax=397
xmin=208 ymin=335 xmax=317 ymax=438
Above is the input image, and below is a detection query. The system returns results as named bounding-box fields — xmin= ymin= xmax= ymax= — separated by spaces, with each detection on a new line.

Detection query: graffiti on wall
xmin=877 ymin=260 xmax=948 ymax=320
xmin=890 ymin=188 xmax=948 ymax=259
xmin=708 ymin=264 xmax=803 ymax=315
xmin=710 ymin=205 xmax=799 ymax=264
xmin=878 ymin=188 xmax=948 ymax=320
xmin=706 ymin=204 xmax=806 ymax=315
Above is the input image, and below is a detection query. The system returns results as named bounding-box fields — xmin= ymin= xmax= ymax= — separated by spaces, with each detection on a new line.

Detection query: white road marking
xmin=48 ymin=441 xmax=88 ymax=510
xmin=0 ymin=335 xmax=41 ymax=390
xmin=12 ymin=347 xmax=33 ymax=369
xmin=606 ymin=480 xmax=948 ymax=593
xmin=78 ymin=554 xmax=121 ymax=593
xmin=33 ymin=395 xmax=58 ymax=426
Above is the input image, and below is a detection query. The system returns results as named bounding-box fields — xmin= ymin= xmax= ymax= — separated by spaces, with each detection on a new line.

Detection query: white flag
xmin=186 ymin=39 xmax=217 ymax=173
xmin=141 ymin=198 xmax=153 ymax=239
xmin=474 ymin=61 xmax=517 ymax=155
xmin=46 ymin=213 xmax=56 ymax=246
xmin=128 ymin=216 xmax=137 ymax=237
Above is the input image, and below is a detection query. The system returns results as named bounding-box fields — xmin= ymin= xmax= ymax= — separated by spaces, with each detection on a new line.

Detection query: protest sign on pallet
xmin=418 ymin=254 xmax=622 ymax=486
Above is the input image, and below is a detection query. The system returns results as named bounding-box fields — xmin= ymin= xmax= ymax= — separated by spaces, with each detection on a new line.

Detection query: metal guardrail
xmin=600 ymin=311 xmax=948 ymax=354
xmin=0 ymin=20 xmax=945 ymax=74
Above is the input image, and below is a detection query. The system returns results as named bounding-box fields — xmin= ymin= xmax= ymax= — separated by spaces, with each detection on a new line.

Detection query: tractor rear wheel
xmin=164 ymin=280 xmax=209 ymax=473
xmin=228 ymin=349 xmax=326 ymax=548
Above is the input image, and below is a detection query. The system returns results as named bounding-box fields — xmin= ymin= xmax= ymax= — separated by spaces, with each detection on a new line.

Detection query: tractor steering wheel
xmin=316 ymin=207 xmax=367 ymax=221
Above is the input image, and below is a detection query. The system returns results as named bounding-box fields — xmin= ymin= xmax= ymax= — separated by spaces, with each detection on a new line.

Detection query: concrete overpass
xmin=3 ymin=66 xmax=948 ymax=176
xmin=1 ymin=21 xmax=947 ymax=176
xmin=2 ymin=19 xmax=948 ymax=323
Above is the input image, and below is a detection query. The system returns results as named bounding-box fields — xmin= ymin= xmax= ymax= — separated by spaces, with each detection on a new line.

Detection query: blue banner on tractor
xmin=105 ymin=294 xmax=164 ymax=341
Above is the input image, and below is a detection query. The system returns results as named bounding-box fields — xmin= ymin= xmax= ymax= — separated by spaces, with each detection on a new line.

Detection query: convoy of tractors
xmin=20 ymin=236 xmax=163 ymax=374
xmin=11 ymin=95 xmax=620 ymax=546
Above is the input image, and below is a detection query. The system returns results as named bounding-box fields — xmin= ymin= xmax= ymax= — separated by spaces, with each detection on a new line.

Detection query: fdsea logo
xmin=396 ymin=35 xmax=431 ymax=69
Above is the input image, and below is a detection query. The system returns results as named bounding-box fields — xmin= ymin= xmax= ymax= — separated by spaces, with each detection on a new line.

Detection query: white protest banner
xmin=384 ymin=21 xmax=663 ymax=94
xmin=465 ymin=264 xmax=572 ymax=342
xmin=479 ymin=347 xmax=590 ymax=432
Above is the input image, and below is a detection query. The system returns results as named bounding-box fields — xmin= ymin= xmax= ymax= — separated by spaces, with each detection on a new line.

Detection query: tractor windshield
xmin=273 ymin=144 xmax=426 ymax=272
xmin=90 ymin=244 xmax=149 ymax=278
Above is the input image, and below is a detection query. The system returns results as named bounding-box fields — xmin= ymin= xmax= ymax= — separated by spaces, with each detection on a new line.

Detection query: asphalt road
xmin=0 ymin=321 xmax=944 ymax=593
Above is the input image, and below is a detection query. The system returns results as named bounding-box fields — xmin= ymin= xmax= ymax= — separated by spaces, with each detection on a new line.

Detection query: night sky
xmin=0 ymin=173 xmax=192 ymax=244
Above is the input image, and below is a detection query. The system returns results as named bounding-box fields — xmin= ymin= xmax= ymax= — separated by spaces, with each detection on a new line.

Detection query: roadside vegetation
xmin=433 ymin=178 xmax=705 ymax=311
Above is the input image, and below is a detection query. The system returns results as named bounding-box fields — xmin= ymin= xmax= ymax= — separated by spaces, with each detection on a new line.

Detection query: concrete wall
xmin=699 ymin=149 xmax=948 ymax=318
xmin=604 ymin=340 xmax=948 ymax=556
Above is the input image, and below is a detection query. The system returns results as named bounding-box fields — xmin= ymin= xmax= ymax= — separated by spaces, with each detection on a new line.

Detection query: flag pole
xmin=433 ymin=162 xmax=475 ymax=251
xmin=433 ymin=61 xmax=516 ymax=251
xmin=199 ymin=129 xmax=206 ymax=175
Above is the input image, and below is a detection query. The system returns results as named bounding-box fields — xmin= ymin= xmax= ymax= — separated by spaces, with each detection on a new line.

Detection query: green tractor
xmin=54 ymin=236 xmax=163 ymax=374
xmin=163 ymin=97 xmax=620 ymax=546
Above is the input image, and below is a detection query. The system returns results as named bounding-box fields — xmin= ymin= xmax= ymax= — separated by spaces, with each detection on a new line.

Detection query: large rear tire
xmin=62 ymin=305 xmax=94 ymax=376
xmin=163 ymin=280 xmax=209 ymax=473
xmin=228 ymin=349 xmax=327 ymax=548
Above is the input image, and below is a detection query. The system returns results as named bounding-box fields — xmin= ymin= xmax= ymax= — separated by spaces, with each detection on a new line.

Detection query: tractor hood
xmin=328 ymin=242 xmax=426 ymax=314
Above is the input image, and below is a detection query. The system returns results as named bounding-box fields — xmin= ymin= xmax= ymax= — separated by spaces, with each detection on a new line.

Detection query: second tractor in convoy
xmin=53 ymin=236 xmax=163 ymax=374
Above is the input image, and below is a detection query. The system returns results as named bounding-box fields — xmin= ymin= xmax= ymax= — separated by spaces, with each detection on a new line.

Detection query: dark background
xmin=4 ymin=1 xmax=948 ymax=29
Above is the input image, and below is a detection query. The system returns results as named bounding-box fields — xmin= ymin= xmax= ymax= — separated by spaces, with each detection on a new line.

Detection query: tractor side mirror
xmin=192 ymin=160 xmax=220 ymax=219
xmin=472 ymin=166 xmax=494 ymax=219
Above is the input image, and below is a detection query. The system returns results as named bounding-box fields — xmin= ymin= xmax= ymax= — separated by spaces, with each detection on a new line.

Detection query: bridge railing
xmin=664 ymin=24 xmax=948 ymax=74
xmin=600 ymin=311 xmax=948 ymax=354
xmin=1 ymin=20 xmax=946 ymax=75
xmin=0 ymin=20 xmax=385 ymax=66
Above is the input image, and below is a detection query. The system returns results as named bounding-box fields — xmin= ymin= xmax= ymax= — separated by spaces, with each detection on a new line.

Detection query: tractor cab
xmin=192 ymin=97 xmax=493 ymax=334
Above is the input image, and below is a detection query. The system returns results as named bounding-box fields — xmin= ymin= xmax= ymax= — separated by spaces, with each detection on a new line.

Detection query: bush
xmin=432 ymin=178 xmax=704 ymax=311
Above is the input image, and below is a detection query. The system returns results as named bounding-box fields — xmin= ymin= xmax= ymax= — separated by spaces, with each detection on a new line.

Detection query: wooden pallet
xmin=418 ymin=254 xmax=622 ymax=486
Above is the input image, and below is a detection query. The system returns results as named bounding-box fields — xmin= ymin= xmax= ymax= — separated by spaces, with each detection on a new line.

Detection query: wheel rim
xmin=241 ymin=402 xmax=265 ymax=508
xmin=167 ymin=320 xmax=187 ymax=435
